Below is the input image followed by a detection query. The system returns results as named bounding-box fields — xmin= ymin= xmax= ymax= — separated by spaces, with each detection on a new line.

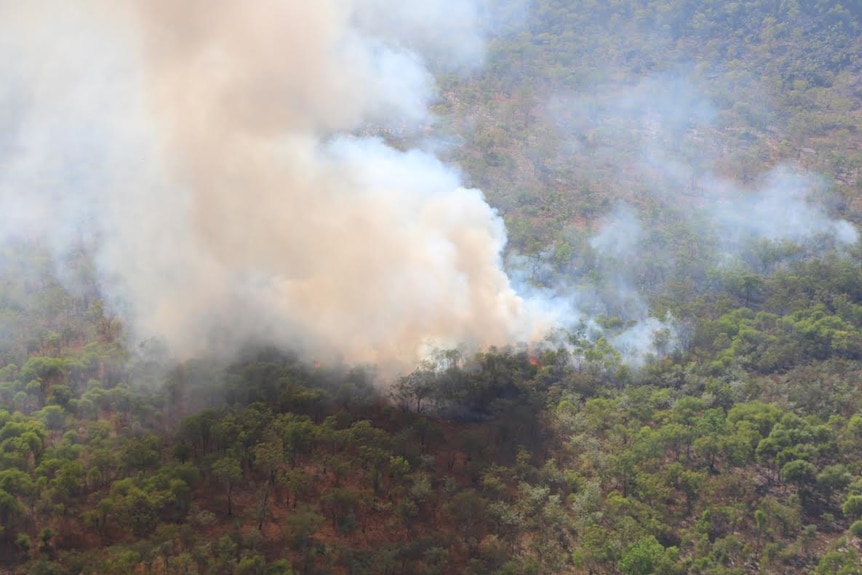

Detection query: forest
xmin=2 ymin=0 xmax=862 ymax=574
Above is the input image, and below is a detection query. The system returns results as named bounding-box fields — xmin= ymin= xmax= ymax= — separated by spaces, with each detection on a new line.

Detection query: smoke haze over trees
xmin=1 ymin=0 xmax=858 ymax=369
xmin=3 ymin=1 xmax=862 ymax=572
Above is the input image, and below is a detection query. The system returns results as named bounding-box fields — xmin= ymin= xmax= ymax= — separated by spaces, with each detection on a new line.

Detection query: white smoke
xmin=702 ymin=168 xmax=859 ymax=248
xmin=549 ymin=75 xmax=858 ymax=251
xmin=0 ymin=0 xmax=554 ymax=369
xmin=3 ymin=4 xmax=850 ymax=373
xmin=533 ymin=74 xmax=859 ymax=362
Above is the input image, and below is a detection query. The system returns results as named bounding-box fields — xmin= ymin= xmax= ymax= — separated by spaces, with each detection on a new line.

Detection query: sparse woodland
xmin=5 ymin=1 xmax=862 ymax=574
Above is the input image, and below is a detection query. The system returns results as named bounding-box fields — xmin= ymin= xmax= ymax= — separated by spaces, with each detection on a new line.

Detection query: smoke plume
xmin=1 ymin=3 xmax=857 ymax=371
xmin=0 ymin=1 xmax=551 ymax=367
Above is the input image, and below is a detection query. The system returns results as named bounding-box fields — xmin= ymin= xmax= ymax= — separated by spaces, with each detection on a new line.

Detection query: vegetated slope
xmin=432 ymin=0 xmax=862 ymax=270
xmin=3 ymin=1 xmax=862 ymax=574
xmin=5 ymin=247 xmax=862 ymax=574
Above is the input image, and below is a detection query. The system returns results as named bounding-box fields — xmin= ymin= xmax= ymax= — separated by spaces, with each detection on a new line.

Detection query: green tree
xmin=445 ymin=489 xmax=488 ymax=549
xmin=284 ymin=504 xmax=324 ymax=575
xmin=211 ymin=455 xmax=243 ymax=516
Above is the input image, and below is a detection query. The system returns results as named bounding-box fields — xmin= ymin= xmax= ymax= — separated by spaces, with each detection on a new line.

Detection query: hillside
xmin=3 ymin=1 xmax=862 ymax=574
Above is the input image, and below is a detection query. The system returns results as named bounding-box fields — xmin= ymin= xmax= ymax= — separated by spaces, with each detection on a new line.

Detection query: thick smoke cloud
xmin=0 ymin=3 xmax=856 ymax=371
xmin=0 ymin=0 xmax=551 ymax=367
